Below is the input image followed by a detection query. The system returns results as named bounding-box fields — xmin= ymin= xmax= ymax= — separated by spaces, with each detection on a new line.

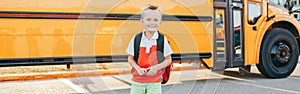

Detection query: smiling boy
xmin=126 ymin=4 xmax=173 ymax=94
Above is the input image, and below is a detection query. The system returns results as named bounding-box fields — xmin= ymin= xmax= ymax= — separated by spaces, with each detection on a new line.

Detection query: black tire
xmin=257 ymin=28 xmax=299 ymax=78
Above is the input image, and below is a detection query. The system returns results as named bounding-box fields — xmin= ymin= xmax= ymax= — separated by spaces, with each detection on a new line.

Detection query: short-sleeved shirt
xmin=126 ymin=31 xmax=173 ymax=83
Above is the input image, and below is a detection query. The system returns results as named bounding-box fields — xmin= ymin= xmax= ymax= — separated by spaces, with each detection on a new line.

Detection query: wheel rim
xmin=270 ymin=41 xmax=291 ymax=67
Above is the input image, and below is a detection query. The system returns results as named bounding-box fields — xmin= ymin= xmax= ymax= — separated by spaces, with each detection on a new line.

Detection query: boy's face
xmin=141 ymin=10 xmax=162 ymax=32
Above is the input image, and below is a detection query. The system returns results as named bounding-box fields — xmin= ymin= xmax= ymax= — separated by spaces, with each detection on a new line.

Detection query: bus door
xmin=213 ymin=0 xmax=244 ymax=70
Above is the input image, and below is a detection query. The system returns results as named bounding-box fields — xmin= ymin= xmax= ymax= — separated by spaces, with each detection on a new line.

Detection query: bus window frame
xmin=247 ymin=1 xmax=262 ymax=25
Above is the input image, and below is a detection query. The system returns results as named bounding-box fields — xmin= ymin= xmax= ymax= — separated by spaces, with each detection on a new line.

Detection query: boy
xmin=126 ymin=4 xmax=173 ymax=94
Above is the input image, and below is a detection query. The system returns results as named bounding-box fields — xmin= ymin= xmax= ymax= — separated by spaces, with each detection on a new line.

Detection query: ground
xmin=0 ymin=63 xmax=131 ymax=75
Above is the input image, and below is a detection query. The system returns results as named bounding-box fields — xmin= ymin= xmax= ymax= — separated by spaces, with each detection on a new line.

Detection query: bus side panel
xmin=0 ymin=19 xmax=74 ymax=58
xmin=0 ymin=0 xmax=214 ymax=67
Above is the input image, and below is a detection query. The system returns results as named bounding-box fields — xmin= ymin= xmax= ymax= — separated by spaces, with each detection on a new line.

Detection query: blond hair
xmin=141 ymin=4 xmax=162 ymax=17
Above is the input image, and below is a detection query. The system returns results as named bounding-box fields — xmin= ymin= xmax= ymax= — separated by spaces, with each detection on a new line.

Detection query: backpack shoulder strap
xmin=134 ymin=32 xmax=143 ymax=62
xmin=157 ymin=32 xmax=165 ymax=63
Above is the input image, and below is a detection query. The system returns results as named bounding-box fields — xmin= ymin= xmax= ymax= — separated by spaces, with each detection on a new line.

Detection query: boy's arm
xmin=146 ymin=55 xmax=172 ymax=76
xmin=128 ymin=54 xmax=146 ymax=75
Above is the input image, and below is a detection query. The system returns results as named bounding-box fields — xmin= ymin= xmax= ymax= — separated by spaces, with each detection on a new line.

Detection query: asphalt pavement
xmin=1 ymin=64 xmax=300 ymax=94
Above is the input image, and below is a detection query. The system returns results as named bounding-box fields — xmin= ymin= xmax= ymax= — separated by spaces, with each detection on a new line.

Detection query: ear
xmin=140 ymin=18 xmax=143 ymax=23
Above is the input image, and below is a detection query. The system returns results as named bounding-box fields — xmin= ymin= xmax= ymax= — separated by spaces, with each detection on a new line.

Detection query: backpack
xmin=134 ymin=31 xmax=172 ymax=84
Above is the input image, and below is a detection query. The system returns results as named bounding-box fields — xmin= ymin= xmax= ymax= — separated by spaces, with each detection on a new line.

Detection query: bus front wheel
xmin=257 ymin=28 xmax=299 ymax=78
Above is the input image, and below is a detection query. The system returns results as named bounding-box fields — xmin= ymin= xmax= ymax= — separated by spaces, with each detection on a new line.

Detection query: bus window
xmin=216 ymin=14 xmax=223 ymax=28
xmin=248 ymin=2 xmax=262 ymax=25
xmin=215 ymin=9 xmax=225 ymax=40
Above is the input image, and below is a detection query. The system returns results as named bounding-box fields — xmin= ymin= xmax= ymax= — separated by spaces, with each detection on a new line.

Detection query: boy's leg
xmin=146 ymin=82 xmax=161 ymax=94
xmin=131 ymin=81 xmax=146 ymax=94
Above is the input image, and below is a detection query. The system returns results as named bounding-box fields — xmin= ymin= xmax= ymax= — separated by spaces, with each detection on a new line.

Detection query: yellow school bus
xmin=0 ymin=0 xmax=300 ymax=78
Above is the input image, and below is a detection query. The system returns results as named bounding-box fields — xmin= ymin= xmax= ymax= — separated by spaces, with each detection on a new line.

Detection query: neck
xmin=144 ymin=31 xmax=155 ymax=39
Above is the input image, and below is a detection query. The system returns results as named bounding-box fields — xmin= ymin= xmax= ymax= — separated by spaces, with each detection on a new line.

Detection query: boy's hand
xmin=146 ymin=66 xmax=158 ymax=76
xmin=137 ymin=68 xmax=147 ymax=75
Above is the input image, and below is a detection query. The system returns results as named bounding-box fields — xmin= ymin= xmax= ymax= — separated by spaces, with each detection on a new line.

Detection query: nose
xmin=150 ymin=20 xmax=156 ymax=25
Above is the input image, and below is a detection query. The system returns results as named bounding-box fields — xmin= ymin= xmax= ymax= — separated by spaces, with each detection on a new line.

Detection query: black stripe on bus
xmin=0 ymin=11 xmax=212 ymax=21
xmin=0 ymin=52 xmax=212 ymax=67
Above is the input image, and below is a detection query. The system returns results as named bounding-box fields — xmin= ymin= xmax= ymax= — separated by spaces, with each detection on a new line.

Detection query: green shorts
xmin=130 ymin=81 xmax=161 ymax=94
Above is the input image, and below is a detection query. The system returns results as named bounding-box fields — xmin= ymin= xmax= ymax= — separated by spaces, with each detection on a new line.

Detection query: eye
xmin=146 ymin=19 xmax=151 ymax=21
xmin=154 ymin=19 xmax=159 ymax=21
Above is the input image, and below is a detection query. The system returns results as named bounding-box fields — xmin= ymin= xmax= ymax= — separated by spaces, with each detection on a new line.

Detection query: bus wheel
xmin=257 ymin=28 xmax=299 ymax=78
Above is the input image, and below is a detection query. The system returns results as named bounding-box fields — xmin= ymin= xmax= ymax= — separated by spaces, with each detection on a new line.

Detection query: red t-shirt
xmin=126 ymin=31 xmax=173 ymax=83
xmin=131 ymin=45 xmax=164 ymax=83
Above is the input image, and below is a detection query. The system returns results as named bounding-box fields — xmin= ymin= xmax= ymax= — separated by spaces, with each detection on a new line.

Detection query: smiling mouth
xmin=148 ymin=25 xmax=157 ymax=28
